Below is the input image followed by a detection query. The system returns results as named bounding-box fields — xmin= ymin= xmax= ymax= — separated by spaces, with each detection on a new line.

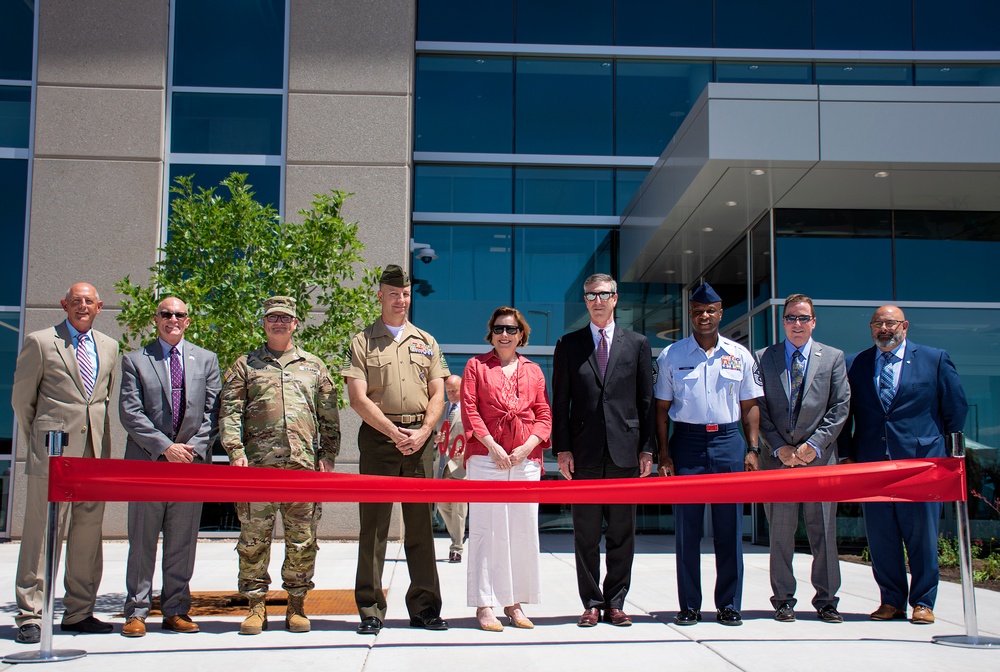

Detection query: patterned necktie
xmin=170 ymin=346 xmax=184 ymax=434
xmin=789 ymin=349 xmax=805 ymax=429
xmin=76 ymin=332 xmax=95 ymax=398
xmin=597 ymin=328 xmax=609 ymax=378
xmin=879 ymin=350 xmax=895 ymax=410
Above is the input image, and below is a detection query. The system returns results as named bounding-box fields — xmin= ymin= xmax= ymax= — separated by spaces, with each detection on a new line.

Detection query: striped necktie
xmin=76 ymin=332 xmax=95 ymax=398
xmin=879 ymin=351 xmax=895 ymax=410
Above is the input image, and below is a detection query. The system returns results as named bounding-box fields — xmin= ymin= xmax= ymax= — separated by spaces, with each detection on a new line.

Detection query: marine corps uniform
xmin=343 ymin=307 xmax=450 ymax=626
xmin=220 ymin=298 xmax=339 ymax=634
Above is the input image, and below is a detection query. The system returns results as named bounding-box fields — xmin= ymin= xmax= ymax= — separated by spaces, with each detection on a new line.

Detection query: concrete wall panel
xmin=34 ymin=86 xmax=163 ymax=160
xmin=37 ymin=0 xmax=168 ymax=88
xmin=287 ymin=93 xmax=410 ymax=165
xmin=26 ymin=160 xmax=162 ymax=308
xmin=289 ymin=0 xmax=414 ymax=94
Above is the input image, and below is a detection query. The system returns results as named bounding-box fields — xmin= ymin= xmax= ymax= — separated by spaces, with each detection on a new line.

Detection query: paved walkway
xmin=1 ymin=535 xmax=998 ymax=670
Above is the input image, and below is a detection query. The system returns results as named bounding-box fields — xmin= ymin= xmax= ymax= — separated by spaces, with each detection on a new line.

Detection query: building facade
xmin=2 ymin=0 xmax=998 ymax=542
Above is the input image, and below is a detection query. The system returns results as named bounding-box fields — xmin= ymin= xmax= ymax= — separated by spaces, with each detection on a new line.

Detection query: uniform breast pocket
xmin=675 ymin=369 xmax=701 ymax=394
xmin=366 ymin=356 xmax=392 ymax=390
xmin=408 ymin=351 xmax=432 ymax=377
xmin=719 ymin=367 xmax=742 ymax=382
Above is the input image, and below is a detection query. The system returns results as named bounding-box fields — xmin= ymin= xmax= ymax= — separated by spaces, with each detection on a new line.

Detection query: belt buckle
xmin=705 ymin=423 xmax=719 ymax=432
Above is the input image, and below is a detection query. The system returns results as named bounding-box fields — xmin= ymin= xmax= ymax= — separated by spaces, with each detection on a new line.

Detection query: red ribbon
xmin=47 ymin=456 xmax=966 ymax=505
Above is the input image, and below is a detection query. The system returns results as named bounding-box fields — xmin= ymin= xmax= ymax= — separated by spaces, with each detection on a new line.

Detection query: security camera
xmin=415 ymin=248 xmax=438 ymax=263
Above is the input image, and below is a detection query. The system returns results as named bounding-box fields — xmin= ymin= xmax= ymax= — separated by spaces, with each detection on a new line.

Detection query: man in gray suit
xmin=118 ymin=297 xmax=222 ymax=637
xmin=756 ymin=294 xmax=850 ymax=624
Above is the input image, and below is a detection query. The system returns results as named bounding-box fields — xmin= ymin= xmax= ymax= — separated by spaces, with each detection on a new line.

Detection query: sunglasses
xmin=492 ymin=325 xmax=521 ymax=335
xmin=265 ymin=314 xmax=295 ymax=323
xmin=782 ymin=315 xmax=814 ymax=324
xmin=158 ymin=311 xmax=188 ymax=319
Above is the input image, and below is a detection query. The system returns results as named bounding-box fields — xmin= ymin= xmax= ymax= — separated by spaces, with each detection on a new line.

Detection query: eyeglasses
xmin=265 ymin=314 xmax=295 ymax=323
xmin=492 ymin=325 xmax=521 ymax=335
xmin=783 ymin=315 xmax=814 ymax=324
xmin=158 ymin=311 xmax=188 ymax=319
xmin=870 ymin=320 xmax=903 ymax=329
xmin=584 ymin=291 xmax=616 ymax=302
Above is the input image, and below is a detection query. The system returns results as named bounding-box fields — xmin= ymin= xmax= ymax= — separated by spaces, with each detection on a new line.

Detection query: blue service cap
xmin=690 ymin=281 xmax=722 ymax=304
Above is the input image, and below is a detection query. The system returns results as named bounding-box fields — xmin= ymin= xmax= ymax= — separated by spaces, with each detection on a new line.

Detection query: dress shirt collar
xmin=159 ymin=337 xmax=184 ymax=359
xmin=65 ymin=319 xmax=90 ymax=345
xmin=784 ymin=337 xmax=813 ymax=369
xmin=590 ymin=320 xmax=616 ymax=348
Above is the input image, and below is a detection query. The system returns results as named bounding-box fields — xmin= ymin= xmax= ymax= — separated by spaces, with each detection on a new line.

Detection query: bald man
xmin=12 ymin=283 xmax=120 ymax=643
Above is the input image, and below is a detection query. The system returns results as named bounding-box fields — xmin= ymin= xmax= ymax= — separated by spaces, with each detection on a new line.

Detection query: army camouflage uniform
xmin=220 ymin=344 xmax=340 ymax=599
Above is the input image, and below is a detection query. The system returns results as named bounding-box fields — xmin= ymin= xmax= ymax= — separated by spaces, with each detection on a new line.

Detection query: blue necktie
xmin=879 ymin=351 xmax=895 ymax=410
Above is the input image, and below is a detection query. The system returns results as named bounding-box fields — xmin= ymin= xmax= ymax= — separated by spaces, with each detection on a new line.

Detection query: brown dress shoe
xmin=870 ymin=604 xmax=906 ymax=621
xmin=162 ymin=614 xmax=200 ymax=633
xmin=578 ymin=607 xmax=600 ymax=627
xmin=121 ymin=617 xmax=146 ymax=638
xmin=911 ymin=605 xmax=935 ymax=624
xmin=603 ymin=608 xmax=632 ymax=627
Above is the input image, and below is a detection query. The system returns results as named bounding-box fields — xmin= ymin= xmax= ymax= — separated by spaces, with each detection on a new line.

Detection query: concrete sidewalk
xmin=1 ymin=534 xmax=998 ymax=671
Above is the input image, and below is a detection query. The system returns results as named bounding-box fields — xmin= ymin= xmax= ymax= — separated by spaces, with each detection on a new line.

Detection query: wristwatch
xmin=747 ymin=445 xmax=760 ymax=455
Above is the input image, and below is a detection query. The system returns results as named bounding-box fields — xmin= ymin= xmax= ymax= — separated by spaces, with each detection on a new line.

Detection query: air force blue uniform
xmin=655 ymin=334 xmax=762 ymax=612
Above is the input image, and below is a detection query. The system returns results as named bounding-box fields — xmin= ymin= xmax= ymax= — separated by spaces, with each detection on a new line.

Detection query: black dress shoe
xmin=356 ymin=616 xmax=382 ymax=635
xmin=16 ymin=623 xmax=40 ymax=644
xmin=774 ymin=602 xmax=796 ymax=622
xmin=817 ymin=605 xmax=844 ymax=623
xmin=409 ymin=608 xmax=448 ymax=631
xmin=675 ymin=609 xmax=702 ymax=626
xmin=717 ymin=608 xmax=743 ymax=626
xmin=60 ymin=616 xmax=114 ymax=634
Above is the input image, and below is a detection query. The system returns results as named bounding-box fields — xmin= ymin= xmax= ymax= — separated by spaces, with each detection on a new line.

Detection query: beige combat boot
xmin=286 ymin=594 xmax=311 ymax=633
xmin=240 ymin=597 xmax=267 ymax=635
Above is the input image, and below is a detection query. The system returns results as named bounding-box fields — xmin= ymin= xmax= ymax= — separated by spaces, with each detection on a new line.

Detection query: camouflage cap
xmin=379 ymin=264 xmax=410 ymax=287
xmin=263 ymin=295 xmax=297 ymax=317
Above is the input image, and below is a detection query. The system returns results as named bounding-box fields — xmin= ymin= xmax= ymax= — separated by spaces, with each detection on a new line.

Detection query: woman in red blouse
xmin=462 ymin=306 xmax=552 ymax=632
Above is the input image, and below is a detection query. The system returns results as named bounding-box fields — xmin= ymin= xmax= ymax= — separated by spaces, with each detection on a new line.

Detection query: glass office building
xmin=2 ymin=0 xmax=998 ymax=542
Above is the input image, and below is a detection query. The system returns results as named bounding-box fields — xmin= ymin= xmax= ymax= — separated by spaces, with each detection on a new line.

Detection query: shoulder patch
xmin=652 ymin=358 xmax=658 ymax=386
xmin=753 ymin=361 xmax=762 ymax=387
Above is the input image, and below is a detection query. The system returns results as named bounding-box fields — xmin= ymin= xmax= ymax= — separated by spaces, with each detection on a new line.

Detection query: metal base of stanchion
xmin=933 ymin=634 xmax=1000 ymax=649
xmin=2 ymin=649 xmax=87 ymax=664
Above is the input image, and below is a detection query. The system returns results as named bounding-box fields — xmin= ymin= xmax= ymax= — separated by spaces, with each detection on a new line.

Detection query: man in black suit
xmin=553 ymin=273 xmax=655 ymax=628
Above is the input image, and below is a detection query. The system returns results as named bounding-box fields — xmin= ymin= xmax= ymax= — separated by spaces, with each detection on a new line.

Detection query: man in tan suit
xmin=12 ymin=282 xmax=119 ymax=643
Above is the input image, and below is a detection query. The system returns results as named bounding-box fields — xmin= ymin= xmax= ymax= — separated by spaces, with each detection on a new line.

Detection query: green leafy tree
xmin=116 ymin=173 xmax=381 ymax=405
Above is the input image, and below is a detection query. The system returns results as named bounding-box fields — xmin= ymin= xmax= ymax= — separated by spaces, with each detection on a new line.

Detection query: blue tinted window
xmin=514 ymin=227 xmax=614 ymax=345
xmin=410 ymin=224 xmax=513 ymax=344
xmin=0 ymin=160 xmax=27 ymax=306
xmin=415 ymin=56 xmax=513 ymax=153
xmin=173 ymin=0 xmax=285 ymax=88
xmin=516 ymin=0 xmax=613 ymax=45
xmin=0 ymin=87 xmax=31 ymax=148
xmin=615 ymin=168 xmax=647 ymax=215
xmin=516 ymin=58 xmax=612 ymax=155
xmin=914 ymin=0 xmax=1000 ymax=50
xmin=715 ymin=0 xmax=812 ymax=49
xmin=774 ymin=209 xmax=892 ymax=300
xmin=616 ymin=0 xmax=712 ymax=48
xmin=751 ymin=216 xmax=771 ymax=309
xmin=705 ymin=239 xmax=749 ymax=322
xmin=171 ymin=93 xmax=282 ymax=155
xmin=0 ymin=0 xmax=33 ymax=80
xmin=616 ymin=61 xmax=711 ymax=156
xmin=414 ymin=165 xmax=512 ymax=213
xmin=416 ymin=0 xmax=514 ymax=42
xmin=894 ymin=212 xmax=1000 ymax=302
xmin=617 ymin=281 xmax=682 ymax=346
xmin=169 ymin=164 xmax=281 ymax=209
xmin=815 ymin=64 xmax=912 ymax=86
xmin=916 ymin=65 xmax=1000 ymax=86
xmin=814 ymin=0 xmax=912 ymax=50
xmin=716 ymin=62 xmax=813 ymax=85
xmin=515 ymin=167 xmax=613 ymax=216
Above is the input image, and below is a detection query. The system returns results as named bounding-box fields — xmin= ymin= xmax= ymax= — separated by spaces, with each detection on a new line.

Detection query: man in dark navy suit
xmin=553 ymin=273 xmax=655 ymax=628
xmin=843 ymin=305 xmax=968 ymax=625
